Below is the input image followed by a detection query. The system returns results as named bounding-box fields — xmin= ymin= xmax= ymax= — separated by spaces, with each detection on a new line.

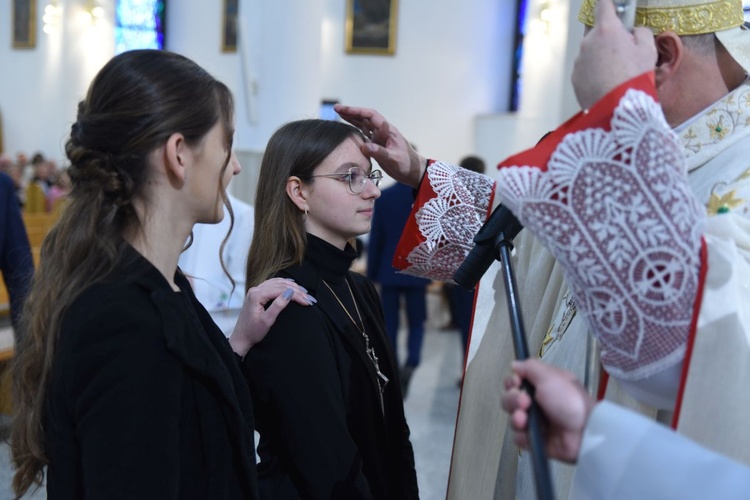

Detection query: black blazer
xmin=44 ymin=246 xmax=259 ymax=499
xmin=244 ymin=235 xmax=419 ymax=500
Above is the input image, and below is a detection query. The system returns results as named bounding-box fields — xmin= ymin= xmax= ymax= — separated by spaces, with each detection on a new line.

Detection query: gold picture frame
xmin=222 ymin=0 xmax=238 ymax=53
xmin=345 ymin=0 xmax=398 ymax=55
xmin=13 ymin=0 xmax=36 ymax=49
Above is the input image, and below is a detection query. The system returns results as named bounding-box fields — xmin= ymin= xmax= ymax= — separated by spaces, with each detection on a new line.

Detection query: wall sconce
xmin=537 ymin=0 xmax=554 ymax=34
xmin=83 ymin=0 xmax=106 ymax=23
xmin=42 ymin=1 xmax=62 ymax=35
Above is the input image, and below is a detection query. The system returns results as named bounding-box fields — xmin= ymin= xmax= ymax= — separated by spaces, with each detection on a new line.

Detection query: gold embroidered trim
xmin=680 ymin=82 xmax=750 ymax=157
xmin=706 ymin=167 xmax=750 ymax=215
xmin=706 ymin=188 xmax=745 ymax=214
xmin=538 ymin=293 xmax=577 ymax=358
xmin=578 ymin=0 xmax=744 ymax=35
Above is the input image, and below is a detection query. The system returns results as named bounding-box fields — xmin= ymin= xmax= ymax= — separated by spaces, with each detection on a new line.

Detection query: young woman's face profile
xmin=303 ymin=135 xmax=380 ymax=248
xmin=187 ymin=121 xmax=240 ymax=224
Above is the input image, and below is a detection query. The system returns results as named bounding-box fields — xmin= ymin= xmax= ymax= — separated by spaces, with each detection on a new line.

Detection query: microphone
xmin=454 ymin=204 xmax=556 ymax=499
xmin=453 ymin=205 xmax=523 ymax=290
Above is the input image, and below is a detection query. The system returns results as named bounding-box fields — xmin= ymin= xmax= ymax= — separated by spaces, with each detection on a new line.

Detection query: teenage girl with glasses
xmin=245 ymin=119 xmax=419 ymax=499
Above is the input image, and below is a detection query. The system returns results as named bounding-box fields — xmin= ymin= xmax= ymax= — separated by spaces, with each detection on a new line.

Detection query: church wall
xmin=474 ymin=0 xmax=584 ymax=169
xmin=0 ymin=0 xmax=582 ymax=202
xmin=0 ymin=0 xmax=114 ymax=164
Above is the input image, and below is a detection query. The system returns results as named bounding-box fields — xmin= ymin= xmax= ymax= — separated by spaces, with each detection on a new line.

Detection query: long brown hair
xmin=246 ymin=119 xmax=365 ymax=288
xmin=11 ymin=49 xmax=235 ymax=497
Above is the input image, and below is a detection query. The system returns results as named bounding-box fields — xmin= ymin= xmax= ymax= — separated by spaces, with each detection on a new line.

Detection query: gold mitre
xmin=578 ymin=0 xmax=750 ymax=73
xmin=578 ymin=0 xmax=745 ymax=35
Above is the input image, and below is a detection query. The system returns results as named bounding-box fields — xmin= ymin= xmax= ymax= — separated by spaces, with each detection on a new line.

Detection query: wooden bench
xmin=0 ymin=320 xmax=14 ymax=415
xmin=0 ymin=271 xmax=8 ymax=317
xmin=22 ymin=211 xmax=58 ymax=249
xmin=24 ymin=182 xmax=47 ymax=214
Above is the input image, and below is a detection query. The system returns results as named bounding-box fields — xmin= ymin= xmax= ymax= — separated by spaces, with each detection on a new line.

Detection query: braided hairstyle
xmin=11 ymin=49 xmax=235 ymax=497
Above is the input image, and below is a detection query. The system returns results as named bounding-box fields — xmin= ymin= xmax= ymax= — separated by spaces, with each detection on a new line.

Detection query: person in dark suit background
xmin=367 ymin=181 xmax=428 ymax=396
xmin=0 ymin=171 xmax=33 ymax=331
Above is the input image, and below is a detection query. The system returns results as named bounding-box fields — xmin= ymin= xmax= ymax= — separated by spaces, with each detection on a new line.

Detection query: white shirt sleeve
xmin=178 ymin=195 xmax=255 ymax=312
xmin=570 ymin=401 xmax=750 ymax=499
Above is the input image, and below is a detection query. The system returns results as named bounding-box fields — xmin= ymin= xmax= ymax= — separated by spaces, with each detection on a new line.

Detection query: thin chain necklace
xmin=322 ymin=279 xmax=389 ymax=414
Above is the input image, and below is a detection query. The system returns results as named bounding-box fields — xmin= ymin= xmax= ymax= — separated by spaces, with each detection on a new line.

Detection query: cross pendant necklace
xmin=322 ymin=279 xmax=389 ymax=414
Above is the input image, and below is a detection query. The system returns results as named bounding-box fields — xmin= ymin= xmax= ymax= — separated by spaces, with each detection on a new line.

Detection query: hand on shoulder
xmin=230 ymin=278 xmax=316 ymax=356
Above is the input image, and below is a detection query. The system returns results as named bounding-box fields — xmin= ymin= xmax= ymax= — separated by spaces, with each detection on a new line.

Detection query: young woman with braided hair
xmin=10 ymin=49 xmax=312 ymax=499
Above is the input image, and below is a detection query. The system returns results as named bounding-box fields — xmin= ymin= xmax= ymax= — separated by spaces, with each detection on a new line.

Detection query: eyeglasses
xmin=309 ymin=167 xmax=383 ymax=194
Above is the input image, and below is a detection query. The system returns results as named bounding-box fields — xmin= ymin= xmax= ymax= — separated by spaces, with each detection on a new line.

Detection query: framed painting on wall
xmin=13 ymin=0 xmax=36 ymax=49
xmin=222 ymin=0 xmax=238 ymax=53
xmin=345 ymin=0 xmax=398 ymax=55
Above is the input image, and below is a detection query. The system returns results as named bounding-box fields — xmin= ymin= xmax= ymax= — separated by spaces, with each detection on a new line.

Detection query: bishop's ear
xmin=653 ymin=32 xmax=683 ymax=85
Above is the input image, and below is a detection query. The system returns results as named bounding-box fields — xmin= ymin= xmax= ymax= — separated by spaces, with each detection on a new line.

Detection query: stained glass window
xmin=509 ymin=0 xmax=529 ymax=111
xmin=115 ymin=0 xmax=166 ymax=54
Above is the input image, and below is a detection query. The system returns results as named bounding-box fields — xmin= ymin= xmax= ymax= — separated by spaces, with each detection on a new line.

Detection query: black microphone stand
xmin=454 ymin=218 xmax=555 ymax=500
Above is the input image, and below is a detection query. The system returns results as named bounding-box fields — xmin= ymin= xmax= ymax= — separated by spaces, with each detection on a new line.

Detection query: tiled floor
xmin=0 ymin=322 xmax=465 ymax=500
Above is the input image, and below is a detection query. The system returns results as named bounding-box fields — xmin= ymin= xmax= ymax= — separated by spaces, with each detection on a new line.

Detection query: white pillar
xmin=234 ymin=0 xmax=324 ymax=151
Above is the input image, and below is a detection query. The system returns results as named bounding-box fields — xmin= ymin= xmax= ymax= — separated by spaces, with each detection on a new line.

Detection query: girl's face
xmin=188 ymin=121 xmax=240 ymax=224
xmin=302 ymin=136 xmax=381 ymax=249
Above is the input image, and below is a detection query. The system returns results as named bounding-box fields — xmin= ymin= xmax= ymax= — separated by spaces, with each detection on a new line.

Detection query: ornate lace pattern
xmin=496 ymin=90 xmax=706 ymax=379
xmin=402 ymin=162 xmax=494 ymax=282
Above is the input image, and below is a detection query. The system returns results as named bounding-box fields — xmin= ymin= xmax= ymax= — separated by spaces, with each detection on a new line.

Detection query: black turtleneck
xmin=303 ymin=233 xmax=358 ymax=284
xmin=243 ymin=233 xmax=419 ymax=500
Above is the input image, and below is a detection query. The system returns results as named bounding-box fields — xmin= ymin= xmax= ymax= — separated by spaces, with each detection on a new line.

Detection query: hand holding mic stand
xmin=453 ymin=205 xmax=555 ymax=500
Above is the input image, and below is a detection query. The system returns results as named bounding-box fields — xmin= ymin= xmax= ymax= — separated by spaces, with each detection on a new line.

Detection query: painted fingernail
xmin=282 ymin=288 xmax=294 ymax=300
xmin=306 ymin=294 xmax=317 ymax=304
xmin=299 ymin=285 xmax=308 ymax=293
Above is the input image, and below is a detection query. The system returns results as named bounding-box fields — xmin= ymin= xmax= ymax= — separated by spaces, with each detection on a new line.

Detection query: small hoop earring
xmin=302 ymin=208 xmax=308 ymax=223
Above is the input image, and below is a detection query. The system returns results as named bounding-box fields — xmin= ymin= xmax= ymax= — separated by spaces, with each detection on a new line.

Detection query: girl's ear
xmin=164 ymin=132 xmax=188 ymax=184
xmin=286 ymin=176 xmax=308 ymax=211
